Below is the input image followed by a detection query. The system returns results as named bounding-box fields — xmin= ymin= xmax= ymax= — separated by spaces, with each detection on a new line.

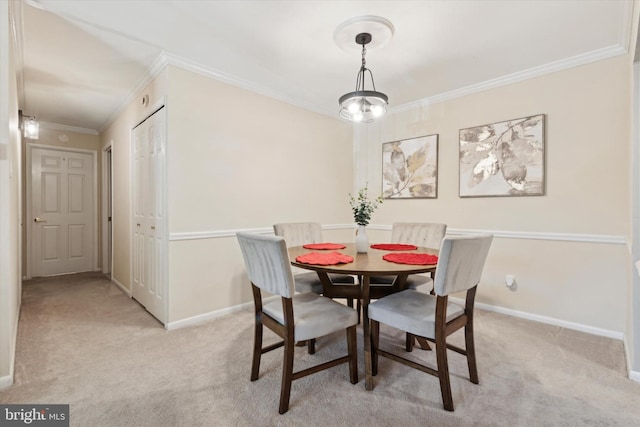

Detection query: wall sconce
xmin=19 ymin=109 xmax=39 ymax=140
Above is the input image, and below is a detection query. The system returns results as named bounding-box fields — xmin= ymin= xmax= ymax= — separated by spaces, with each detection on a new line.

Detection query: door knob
xmin=34 ymin=217 xmax=46 ymax=223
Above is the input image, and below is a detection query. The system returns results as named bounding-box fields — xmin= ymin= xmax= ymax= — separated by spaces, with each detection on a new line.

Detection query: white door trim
xmin=26 ymin=143 xmax=98 ymax=279
xmin=101 ymin=142 xmax=112 ymax=276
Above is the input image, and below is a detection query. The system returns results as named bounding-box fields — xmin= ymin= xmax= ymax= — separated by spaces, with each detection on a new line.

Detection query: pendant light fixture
xmin=338 ymin=32 xmax=388 ymax=123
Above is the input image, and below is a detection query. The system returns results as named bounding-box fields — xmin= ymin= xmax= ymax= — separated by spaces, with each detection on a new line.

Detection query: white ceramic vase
xmin=355 ymin=225 xmax=369 ymax=253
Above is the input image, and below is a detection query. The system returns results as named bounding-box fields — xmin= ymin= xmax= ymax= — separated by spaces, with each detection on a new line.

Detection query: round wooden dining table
xmin=287 ymin=242 xmax=439 ymax=390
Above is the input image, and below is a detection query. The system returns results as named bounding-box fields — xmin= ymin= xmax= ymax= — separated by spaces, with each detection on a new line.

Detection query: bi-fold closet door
xmin=131 ymin=106 xmax=167 ymax=324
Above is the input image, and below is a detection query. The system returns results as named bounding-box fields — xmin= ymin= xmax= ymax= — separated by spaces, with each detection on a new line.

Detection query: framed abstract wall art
xmin=382 ymin=134 xmax=438 ymax=199
xmin=459 ymin=114 xmax=545 ymax=197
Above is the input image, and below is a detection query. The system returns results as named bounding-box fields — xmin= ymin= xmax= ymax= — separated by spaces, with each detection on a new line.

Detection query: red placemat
xmin=296 ymin=251 xmax=354 ymax=265
xmin=383 ymin=253 xmax=438 ymax=265
xmin=371 ymin=243 xmax=418 ymax=251
xmin=302 ymin=243 xmax=347 ymax=250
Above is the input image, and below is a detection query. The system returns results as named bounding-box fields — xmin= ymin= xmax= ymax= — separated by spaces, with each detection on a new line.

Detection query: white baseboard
xmin=167 ymin=294 xmax=624 ymax=340
xmin=0 ymin=374 xmax=13 ymax=389
xmin=450 ymin=297 xmax=624 ymax=340
xmin=0 ymin=304 xmax=21 ymax=390
xmin=111 ymin=276 xmax=131 ymax=297
xmin=165 ymin=296 xmax=278 ymax=330
xmin=630 ymin=370 xmax=640 ymax=383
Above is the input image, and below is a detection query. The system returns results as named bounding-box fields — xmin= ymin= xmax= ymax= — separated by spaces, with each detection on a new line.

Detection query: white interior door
xmin=132 ymin=107 xmax=167 ymax=323
xmin=30 ymin=147 xmax=95 ymax=277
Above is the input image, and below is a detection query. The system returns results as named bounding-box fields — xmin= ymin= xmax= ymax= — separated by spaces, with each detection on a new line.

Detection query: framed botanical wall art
xmin=459 ymin=114 xmax=545 ymax=197
xmin=382 ymin=134 xmax=438 ymax=199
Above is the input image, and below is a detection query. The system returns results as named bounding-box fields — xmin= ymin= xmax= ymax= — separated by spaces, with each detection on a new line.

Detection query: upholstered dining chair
xmin=370 ymin=222 xmax=447 ymax=290
xmin=274 ymin=222 xmax=359 ymax=351
xmin=367 ymin=222 xmax=447 ymax=350
xmin=236 ymin=232 xmax=358 ymax=414
xmin=273 ymin=222 xmax=357 ymax=303
xmin=367 ymin=234 xmax=493 ymax=412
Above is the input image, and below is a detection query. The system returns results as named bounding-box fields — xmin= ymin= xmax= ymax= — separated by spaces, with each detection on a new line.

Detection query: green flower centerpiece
xmin=349 ymin=185 xmax=382 ymax=253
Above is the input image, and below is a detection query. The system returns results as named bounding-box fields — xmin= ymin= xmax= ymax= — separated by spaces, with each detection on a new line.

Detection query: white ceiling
xmin=15 ymin=0 xmax=634 ymax=133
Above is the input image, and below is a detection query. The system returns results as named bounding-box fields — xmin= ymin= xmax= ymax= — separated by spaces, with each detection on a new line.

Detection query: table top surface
xmin=288 ymin=243 xmax=438 ymax=276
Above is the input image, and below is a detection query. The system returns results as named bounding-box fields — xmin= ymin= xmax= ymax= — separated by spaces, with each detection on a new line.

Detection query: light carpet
xmin=1 ymin=272 xmax=639 ymax=426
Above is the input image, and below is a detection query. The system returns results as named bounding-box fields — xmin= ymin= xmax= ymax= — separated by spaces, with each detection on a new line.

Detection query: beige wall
xmin=166 ymin=66 xmax=354 ymax=231
xmin=101 ymin=58 xmax=633 ymax=333
xmin=100 ymin=65 xmax=352 ymax=322
xmin=0 ymin=0 xmax=22 ymax=387
xmin=357 ymin=55 xmax=632 ymax=333
xmin=165 ymin=66 xmax=353 ymax=321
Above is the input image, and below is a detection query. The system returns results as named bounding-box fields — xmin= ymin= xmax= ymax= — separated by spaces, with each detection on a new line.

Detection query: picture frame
xmin=382 ymin=134 xmax=438 ymax=199
xmin=459 ymin=114 xmax=545 ymax=197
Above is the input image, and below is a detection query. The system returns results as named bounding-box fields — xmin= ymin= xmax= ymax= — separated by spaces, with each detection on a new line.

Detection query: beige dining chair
xmin=274 ymin=222 xmax=360 ymax=353
xmin=370 ymin=222 xmax=447 ymax=290
xmin=367 ymin=222 xmax=447 ymax=350
xmin=367 ymin=234 xmax=493 ymax=411
xmin=236 ymin=232 xmax=358 ymax=414
xmin=273 ymin=222 xmax=357 ymax=298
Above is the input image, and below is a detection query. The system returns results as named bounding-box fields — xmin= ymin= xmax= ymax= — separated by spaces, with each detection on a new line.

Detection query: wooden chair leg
xmin=251 ymin=320 xmax=263 ymax=381
xmin=356 ymin=299 xmax=361 ymax=324
xmin=371 ymin=320 xmax=380 ymax=376
xmin=347 ymin=326 xmax=358 ymax=384
xmin=435 ymin=337 xmax=454 ymax=411
xmin=405 ymin=333 xmax=415 ymax=352
xmin=279 ymin=335 xmax=295 ymax=414
xmin=347 ymin=297 xmax=354 ymax=308
xmin=307 ymin=338 xmax=316 ymax=355
xmin=465 ymin=322 xmax=479 ymax=384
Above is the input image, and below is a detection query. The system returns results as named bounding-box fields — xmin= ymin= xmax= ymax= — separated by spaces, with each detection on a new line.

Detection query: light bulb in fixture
xmin=348 ymin=101 xmax=361 ymax=114
xmin=371 ymin=105 xmax=383 ymax=117
xmin=23 ymin=117 xmax=39 ymax=139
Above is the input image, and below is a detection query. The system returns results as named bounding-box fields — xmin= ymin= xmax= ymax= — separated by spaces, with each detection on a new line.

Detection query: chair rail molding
xmin=169 ymin=224 xmax=626 ymax=246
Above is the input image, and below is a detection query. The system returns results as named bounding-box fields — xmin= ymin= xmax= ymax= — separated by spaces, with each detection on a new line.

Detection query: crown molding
xmin=391 ymin=44 xmax=629 ymax=114
xmin=96 ymin=1 xmax=634 ymax=132
xmin=161 ymin=52 xmax=332 ymax=117
xmin=97 ymin=53 xmax=168 ymax=133
xmin=40 ymin=121 xmax=98 ymax=135
xmin=98 ymin=50 xmax=336 ymax=134
xmin=619 ymin=0 xmax=634 ymax=54
xmin=152 ymin=42 xmax=631 ymax=123
xmin=391 ymin=0 xmax=634 ymax=114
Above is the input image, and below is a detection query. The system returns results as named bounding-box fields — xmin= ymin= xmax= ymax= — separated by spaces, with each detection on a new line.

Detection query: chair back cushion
xmin=273 ymin=222 xmax=323 ymax=247
xmin=391 ymin=222 xmax=447 ymax=250
xmin=433 ymin=234 xmax=493 ymax=296
xmin=236 ymin=232 xmax=296 ymax=298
